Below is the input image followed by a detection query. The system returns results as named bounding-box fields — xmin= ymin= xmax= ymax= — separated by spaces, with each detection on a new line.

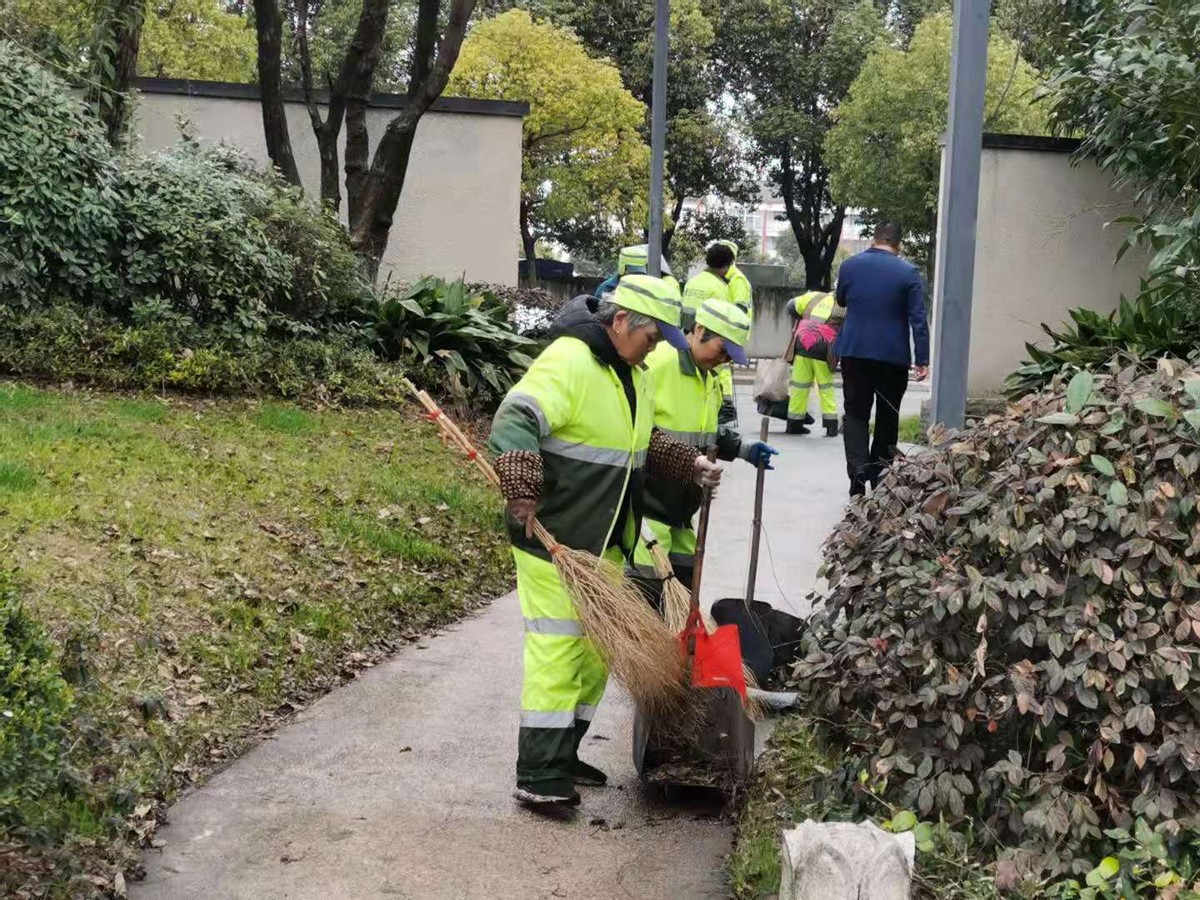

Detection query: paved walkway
xmin=133 ymin=381 xmax=923 ymax=900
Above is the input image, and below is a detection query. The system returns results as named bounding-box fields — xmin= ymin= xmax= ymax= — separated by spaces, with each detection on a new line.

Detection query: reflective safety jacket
xmin=791 ymin=291 xmax=834 ymax=322
xmin=727 ymin=264 xmax=753 ymax=317
xmin=489 ymin=304 xmax=655 ymax=560
xmin=642 ymin=344 xmax=743 ymax=528
xmin=682 ymin=270 xmax=732 ymax=321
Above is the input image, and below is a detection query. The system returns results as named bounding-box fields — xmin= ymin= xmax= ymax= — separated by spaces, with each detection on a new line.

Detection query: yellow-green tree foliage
xmin=1 ymin=0 xmax=255 ymax=82
xmin=140 ymin=0 xmax=256 ymax=81
xmin=825 ymin=12 xmax=1048 ymax=269
xmin=449 ymin=9 xmax=649 ymax=262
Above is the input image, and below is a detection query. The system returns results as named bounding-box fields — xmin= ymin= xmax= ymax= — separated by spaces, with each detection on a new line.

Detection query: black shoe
xmin=824 ymin=421 xmax=839 ymax=438
xmin=514 ymin=786 xmax=582 ymax=806
xmin=786 ymin=421 xmax=811 ymax=435
xmin=572 ymin=761 xmax=608 ymax=787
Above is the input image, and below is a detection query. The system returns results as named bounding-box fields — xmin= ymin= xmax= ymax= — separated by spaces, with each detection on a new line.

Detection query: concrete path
xmin=133 ymin=380 xmax=923 ymax=900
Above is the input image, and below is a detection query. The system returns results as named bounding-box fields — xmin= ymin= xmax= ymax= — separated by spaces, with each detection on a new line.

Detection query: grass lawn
xmin=0 ymin=383 xmax=511 ymax=898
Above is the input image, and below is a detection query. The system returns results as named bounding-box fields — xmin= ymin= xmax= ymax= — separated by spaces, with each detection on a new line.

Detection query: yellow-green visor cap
xmin=712 ymin=239 xmax=740 ymax=261
xmin=695 ymin=298 xmax=751 ymax=365
xmin=613 ymin=274 xmax=689 ymax=352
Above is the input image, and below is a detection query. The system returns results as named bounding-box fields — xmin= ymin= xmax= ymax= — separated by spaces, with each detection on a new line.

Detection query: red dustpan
xmin=679 ymin=447 xmax=747 ymax=699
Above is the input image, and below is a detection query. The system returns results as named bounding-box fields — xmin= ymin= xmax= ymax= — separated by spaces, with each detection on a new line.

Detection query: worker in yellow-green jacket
xmin=489 ymin=275 xmax=723 ymax=808
xmin=787 ymin=290 xmax=838 ymax=436
xmin=633 ymin=298 xmax=778 ymax=592
xmin=714 ymin=239 xmax=753 ymax=318
xmin=683 ymin=242 xmax=740 ymax=425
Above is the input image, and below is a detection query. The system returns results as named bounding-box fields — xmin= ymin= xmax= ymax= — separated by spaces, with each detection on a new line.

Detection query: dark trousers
xmin=840 ymin=356 xmax=909 ymax=496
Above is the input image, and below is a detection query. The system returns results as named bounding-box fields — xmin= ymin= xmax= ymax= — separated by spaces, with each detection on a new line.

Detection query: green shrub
xmin=0 ymin=304 xmax=409 ymax=405
xmin=376 ymin=277 xmax=537 ymax=407
xmin=112 ymin=143 xmax=292 ymax=339
xmin=793 ymin=361 xmax=1200 ymax=883
xmin=1006 ymin=294 xmax=1200 ymax=398
xmin=0 ymin=573 xmax=73 ymax=830
xmin=0 ymin=40 xmax=119 ymax=304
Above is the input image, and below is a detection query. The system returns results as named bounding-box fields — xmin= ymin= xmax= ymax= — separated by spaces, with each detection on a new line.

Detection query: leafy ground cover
xmin=0 ymin=382 xmax=511 ymax=898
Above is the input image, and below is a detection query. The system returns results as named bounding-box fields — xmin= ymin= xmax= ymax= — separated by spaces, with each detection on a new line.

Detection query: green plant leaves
xmin=1066 ymin=371 xmax=1095 ymax=413
xmin=1135 ymin=397 xmax=1176 ymax=418
xmin=1085 ymin=856 xmax=1121 ymax=887
xmin=890 ymin=810 xmax=917 ymax=832
xmin=1090 ymin=455 xmax=1115 ymax=476
xmin=1037 ymin=412 xmax=1080 ymax=426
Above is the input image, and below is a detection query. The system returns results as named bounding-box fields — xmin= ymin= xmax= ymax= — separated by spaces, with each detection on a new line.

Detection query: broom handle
xmin=745 ymin=416 xmax=770 ymax=606
xmin=406 ymin=383 xmax=557 ymax=550
xmin=688 ymin=446 xmax=720 ymax=613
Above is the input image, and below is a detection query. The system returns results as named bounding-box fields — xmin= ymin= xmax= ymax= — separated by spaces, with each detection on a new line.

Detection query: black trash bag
xmin=710 ymin=599 xmax=807 ymax=686
xmin=756 ymin=397 xmax=790 ymax=422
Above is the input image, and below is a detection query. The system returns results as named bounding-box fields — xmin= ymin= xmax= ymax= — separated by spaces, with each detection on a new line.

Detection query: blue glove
xmin=743 ymin=441 xmax=778 ymax=470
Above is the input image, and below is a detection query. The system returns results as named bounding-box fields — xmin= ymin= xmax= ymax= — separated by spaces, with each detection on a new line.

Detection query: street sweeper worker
xmin=683 ymin=242 xmax=740 ymax=425
xmin=488 ymin=274 xmax=723 ymax=808
xmin=593 ymin=244 xmax=680 ymax=299
xmin=633 ymin=298 xmax=779 ymax=591
xmin=713 ymin=239 xmax=754 ymax=319
xmin=786 ymin=290 xmax=839 ymax=436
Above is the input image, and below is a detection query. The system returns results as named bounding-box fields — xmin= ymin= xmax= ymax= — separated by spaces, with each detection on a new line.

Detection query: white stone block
xmin=779 ymin=820 xmax=915 ymax=900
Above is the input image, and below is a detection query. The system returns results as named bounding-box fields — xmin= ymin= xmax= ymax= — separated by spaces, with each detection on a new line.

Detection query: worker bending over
xmin=787 ymin=290 xmax=838 ymax=436
xmin=635 ymin=298 xmax=778 ymax=591
xmin=489 ymin=275 xmax=723 ymax=808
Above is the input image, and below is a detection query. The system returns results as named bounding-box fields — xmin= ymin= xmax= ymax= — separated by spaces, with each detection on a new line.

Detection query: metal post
xmin=930 ymin=0 xmax=991 ymax=428
xmin=647 ymin=0 xmax=669 ymax=277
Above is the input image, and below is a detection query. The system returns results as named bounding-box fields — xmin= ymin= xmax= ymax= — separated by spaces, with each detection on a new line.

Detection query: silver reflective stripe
xmin=541 ymin=436 xmax=633 ymax=467
xmin=575 ymin=703 xmax=598 ymax=722
xmin=791 ymin=380 xmax=814 ymax=390
xmin=524 ymin=617 xmax=583 ymax=636
xmin=520 ymin=710 xmax=576 ymax=729
xmin=700 ymin=301 xmax=748 ymax=334
xmin=816 ymin=381 xmax=834 ymax=389
xmin=505 ymin=391 xmax=550 ymax=438
xmin=657 ymin=428 xmax=717 ymax=447
xmin=619 ymin=279 xmax=683 ymax=310
xmin=633 ymin=449 xmax=648 ymax=468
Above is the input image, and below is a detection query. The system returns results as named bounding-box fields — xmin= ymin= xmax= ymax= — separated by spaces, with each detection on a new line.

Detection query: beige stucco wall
xmin=130 ymin=90 xmax=523 ymax=286
xmin=961 ymin=146 xmax=1148 ymax=395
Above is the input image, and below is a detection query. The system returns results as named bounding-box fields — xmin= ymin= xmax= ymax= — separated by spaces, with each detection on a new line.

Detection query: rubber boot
xmin=786 ymin=420 xmax=811 ymax=435
xmin=824 ymin=420 xmax=839 ymax=438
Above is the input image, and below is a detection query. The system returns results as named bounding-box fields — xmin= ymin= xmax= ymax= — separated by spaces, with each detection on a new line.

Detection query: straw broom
xmin=406 ymin=383 xmax=689 ymax=717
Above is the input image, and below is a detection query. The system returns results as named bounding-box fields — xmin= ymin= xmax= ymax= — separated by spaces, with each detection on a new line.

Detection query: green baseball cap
xmin=695 ymin=298 xmax=751 ymax=365
xmin=613 ymin=274 xmax=688 ymax=352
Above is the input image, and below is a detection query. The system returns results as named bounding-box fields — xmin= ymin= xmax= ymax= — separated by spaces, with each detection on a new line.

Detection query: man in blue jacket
xmin=833 ymin=222 xmax=930 ymax=497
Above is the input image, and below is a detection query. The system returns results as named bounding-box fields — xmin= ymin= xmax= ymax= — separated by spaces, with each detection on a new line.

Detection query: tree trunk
xmin=253 ymin=0 xmax=302 ymax=185
xmin=345 ymin=98 xmax=372 ymax=228
xmin=87 ymin=0 xmax=146 ymax=147
xmin=662 ymin=195 xmax=686 ymax=255
xmin=520 ymin=199 xmax=538 ymax=285
xmin=350 ymin=0 xmax=478 ymax=277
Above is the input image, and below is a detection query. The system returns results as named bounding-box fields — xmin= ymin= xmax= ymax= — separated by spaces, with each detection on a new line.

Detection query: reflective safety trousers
xmin=789 ymin=356 xmax=837 ymax=425
xmin=515 ymin=546 xmax=615 ymax=793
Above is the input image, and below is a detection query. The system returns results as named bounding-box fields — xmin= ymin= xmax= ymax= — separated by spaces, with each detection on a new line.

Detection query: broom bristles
xmin=552 ymin=546 xmax=690 ymax=717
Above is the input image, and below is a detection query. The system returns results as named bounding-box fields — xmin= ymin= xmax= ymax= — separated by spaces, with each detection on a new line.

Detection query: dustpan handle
xmin=745 ymin=417 xmax=770 ymax=606
xmin=689 ymin=445 xmax=720 ymax=613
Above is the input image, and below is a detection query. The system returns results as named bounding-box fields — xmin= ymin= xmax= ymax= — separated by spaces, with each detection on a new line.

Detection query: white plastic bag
xmin=754 ymin=357 xmax=791 ymax=403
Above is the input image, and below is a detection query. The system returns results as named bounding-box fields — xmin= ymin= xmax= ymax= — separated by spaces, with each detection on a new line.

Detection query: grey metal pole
xmin=647 ymin=0 xmax=669 ymax=277
xmin=930 ymin=0 xmax=991 ymax=428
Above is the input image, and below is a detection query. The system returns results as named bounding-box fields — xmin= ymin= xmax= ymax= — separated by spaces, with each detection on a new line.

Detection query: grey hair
xmin=595 ymin=299 xmax=656 ymax=330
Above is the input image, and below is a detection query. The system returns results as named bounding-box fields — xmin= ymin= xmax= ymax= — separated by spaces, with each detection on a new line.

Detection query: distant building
xmin=683 ymin=187 xmax=869 ymax=261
